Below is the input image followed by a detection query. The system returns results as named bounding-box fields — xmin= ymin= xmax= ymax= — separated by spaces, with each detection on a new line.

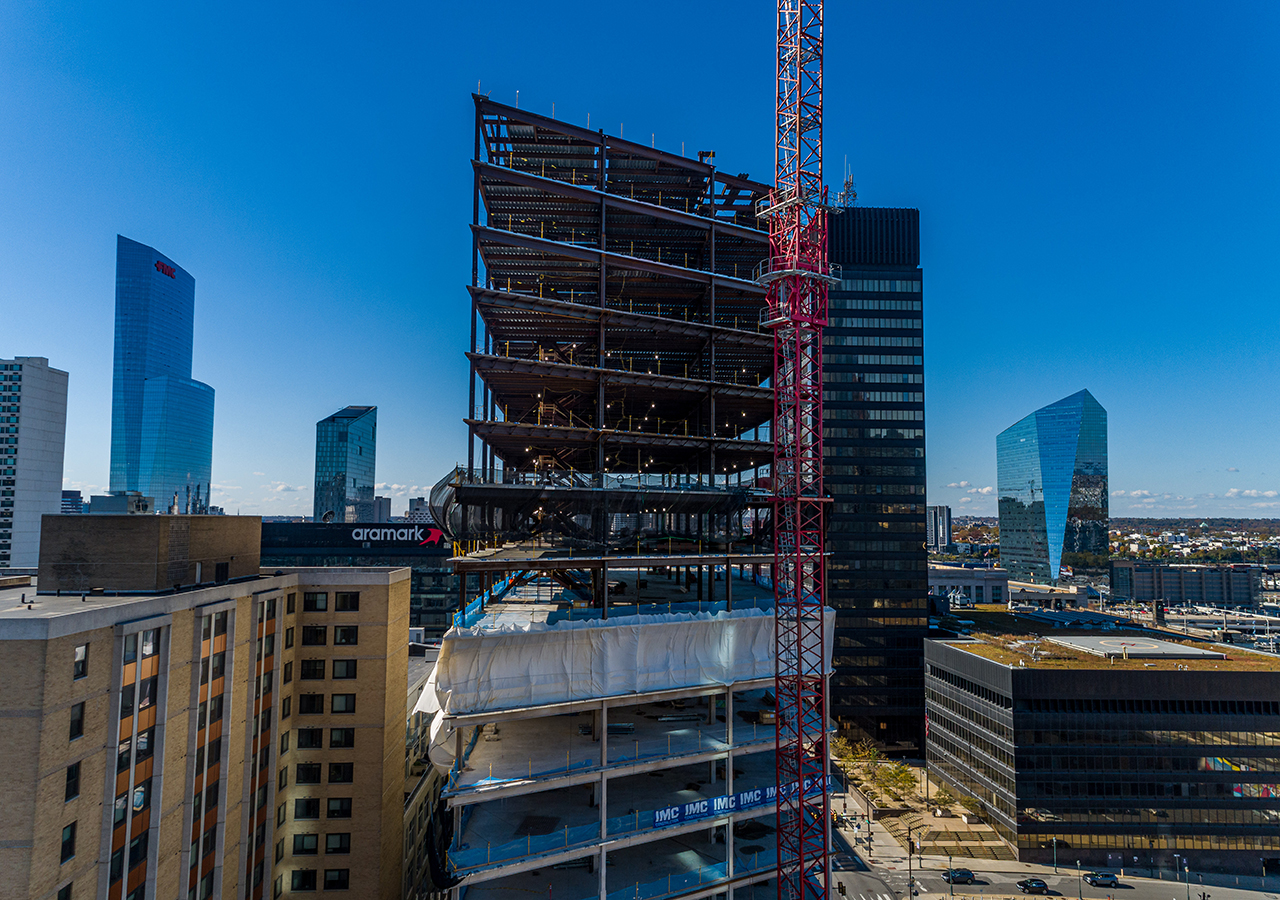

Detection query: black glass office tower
xmin=824 ymin=207 xmax=928 ymax=752
xmin=109 ymin=235 xmax=215 ymax=513
xmin=997 ymin=389 xmax=1107 ymax=584
xmin=313 ymin=406 xmax=377 ymax=523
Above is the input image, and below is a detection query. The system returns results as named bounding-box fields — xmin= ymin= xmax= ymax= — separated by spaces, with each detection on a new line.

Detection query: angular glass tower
xmin=997 ymin=389 xmax=1107 ymax=584
xmin=109 ymin=235 xmax=215 ymax=512
xmin=313 ymin=406 xmax=377 ymax=523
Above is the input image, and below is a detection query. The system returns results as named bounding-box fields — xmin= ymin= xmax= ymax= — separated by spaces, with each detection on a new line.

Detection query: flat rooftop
xmin=945 ymin=605 xmax=1280 ymax=671
xmin=1046 ymin=635 xmax=1225 ymax=659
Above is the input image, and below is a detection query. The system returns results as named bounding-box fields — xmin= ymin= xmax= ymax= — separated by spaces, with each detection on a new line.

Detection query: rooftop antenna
xmin=836 ymin=154 xmax=857 ymax=208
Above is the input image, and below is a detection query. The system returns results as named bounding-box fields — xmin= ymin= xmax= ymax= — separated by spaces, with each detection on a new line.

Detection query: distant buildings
xmin=313 ymin=406 xmax=377 ymax=523
xmin=0 ymin=356 xmax=68 ymax=569
xmin=1111 ymin=560 xmax=1262 ymax=608
xmin=928 ymin=562 xmax=1008 ymax=605
xmin=997 ymin=389 xmax=1107 ymax=584
xmin=404 ymin=498 xmax=432 ymax=523
xmin=926 ymin=505 xmax=952 ymax=552
xmin=373 ymin=495 xmax=391 ymax=523
xmin=109 ymin=235 xmax=215 ymax=513
xmin=60 ymin=490 xmax=85 ymax=515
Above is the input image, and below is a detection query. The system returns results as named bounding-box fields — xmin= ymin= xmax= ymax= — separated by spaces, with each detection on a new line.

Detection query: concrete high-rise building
xmin=313 ymin=407 xmax=376 ymax=524
xmin=997 ymin=389 xmax=1108 ymax=584
xmin=372 ymin=496 xmax=391 ymax=523
xmin=404 ymin=498 xmax=432 ymax=524
xmin=0 ymin=515 xmax=411 ymax=900
xmin=823 ymin=207 xmax=928 ymax=753
xmin=925 ymin=505 xmax=951 ymax=552
xmin=109 ymin=235 xmax=215 ymax=514
xmin=0 ymin=356 xmax=68 ymax=569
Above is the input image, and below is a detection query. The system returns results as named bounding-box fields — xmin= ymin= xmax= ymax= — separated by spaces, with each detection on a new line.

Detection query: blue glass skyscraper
xmin=997 ymin=389 xmax=1107 ymax=584
xmin=314 ymin=406 xmax=377 ymax=523
xmin=109 ymin=235 xmax=215 ymax=513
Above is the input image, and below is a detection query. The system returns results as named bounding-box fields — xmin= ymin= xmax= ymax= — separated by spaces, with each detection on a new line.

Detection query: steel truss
xmin=764 ymin=3 xmax=832 ymax=900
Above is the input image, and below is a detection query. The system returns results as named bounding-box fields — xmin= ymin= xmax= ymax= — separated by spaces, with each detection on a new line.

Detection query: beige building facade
xmin=0 ymin=516 xmax=410 ymax=900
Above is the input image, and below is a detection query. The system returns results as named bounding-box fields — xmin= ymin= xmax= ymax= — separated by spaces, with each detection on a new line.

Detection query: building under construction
xmin=431 ymin=94 xmax=778 ymax=585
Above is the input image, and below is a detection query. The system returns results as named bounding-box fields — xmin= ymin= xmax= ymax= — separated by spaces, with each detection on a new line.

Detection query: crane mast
xmin=759 ymin=2 xmax=834 ymax=900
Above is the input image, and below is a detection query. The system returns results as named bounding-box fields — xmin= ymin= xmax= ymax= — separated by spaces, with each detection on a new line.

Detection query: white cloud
xmin=958 ymin=496 xmax=972 ymax=504
xmin=1128 ymin=490 xmax=1152 ymax=498
xmin=967 ymin=485 xmax=994 ymax=495
xmin=945 ymin=481 xmax=971 ymax=489
xmin=1227 ymin=467 xmax=1239 ymax=472
xmin=212 ymin=483 xmax=243 ymax=492
xmin=253 ymin=471 xmax=266 ymax=476
xmin=265 ymin=482 xmax=304 ymax=493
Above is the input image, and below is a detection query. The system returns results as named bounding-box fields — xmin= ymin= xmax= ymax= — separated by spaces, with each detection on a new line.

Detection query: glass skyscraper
xmin=109 ymin=235 xmax=215 ymax=513
xmin=313 ymin=406 xmax=377 ymax=523
xmin=997 ymin=389 xmax=1107 ymax=584
xmin=824 ymin=207 xmax=928 ymax=753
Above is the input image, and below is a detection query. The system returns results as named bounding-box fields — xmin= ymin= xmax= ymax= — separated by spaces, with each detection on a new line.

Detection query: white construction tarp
xmin=416 ymin=606 xmax=835 ymax=718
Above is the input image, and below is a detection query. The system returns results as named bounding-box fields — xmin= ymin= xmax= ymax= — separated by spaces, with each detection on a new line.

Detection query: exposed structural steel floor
xmin=466 ymin=94 xmax=776 ymax=479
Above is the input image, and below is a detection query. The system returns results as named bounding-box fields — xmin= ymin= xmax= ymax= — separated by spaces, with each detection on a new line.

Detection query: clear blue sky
xmin=4 ymin=1 xmax=1278 ymax=518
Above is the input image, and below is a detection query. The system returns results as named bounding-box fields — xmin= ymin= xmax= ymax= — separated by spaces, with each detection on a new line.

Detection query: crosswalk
xmin=855 ymin=893 xmax=893 ymax=900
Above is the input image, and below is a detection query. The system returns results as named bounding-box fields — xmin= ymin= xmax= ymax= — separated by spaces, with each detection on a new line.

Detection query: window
xmin=329 ymin=728 xmax=354 ymax=748
xmin=323 ymin=869 xmax=349 ymax=890
xmin=330 ymin=694 xmax=355 ymax=714
xmin=120 ymin=684 xmax=135 ymax=718
xmin=279 ymin=767 xmax=288 ymax=790
xmin=261 ymin=633 xmax=275 ymax=657
xmin=283 ymin=661 xmax=293 ymax=684
xmin=276 ymin=839 xmax=285 ymax=863
xmin=326 ymin=798 xmax=352 ymax=819
xmin=114 ymin=792 xmax=128 ymax=826
xmin=111 ymin=846 xmax=124 ymax=881
xmin=138 ymin=676 xmax=157 ymax=710
xmin=135 ymin=727 xmax=154 ymax=762
xmin=332 ymin=659 xmax=357 ymax=680
xmin=296 ymin=763 xmax=322 ymax=784
xmin=265 ymin=597 xmax=277 ymax=618
xmin=64 ymin=762 xmax=80 ymax=801
xmin=291 ymin=870 xmax=317 ymax=891
xmin=333 ymin=627 xmax=358 ymax=646
xmin=277 ymin=803 xmax=287 ymax=826
xmin=126 ymin=886 xmax=145 ymax=900
xmin=214 ymin=562 xmax=229 ymax=583
xmin=200 ymin=825 xmax=216 ymax=857
xmin=285 ymin=627 xmax=295 ymax=649
xmin=132 ymin=779 xmax=151 ymax=813
xmin=141 ymin=629 xmax=158 ymax=657
xmin=301 ymin=626 xmax=326 ymax=646
xmin=304 ymin=593 xmax=328 ymax=612
xmin=294 ymin=798 xmax=320 ymax=819
xmin=280 ymin=730 xmax=290 ymax=754
xmin=210 ymin=694 xmax=224 ymax=722
xmin=117 ymin=738 xmax=131 ymax=773
xmin=58 ymin=885 xmax=72 ymax=900
xmin=128 ymin=831 xmax=148 ymax=869
xmin=73 ymin=644 xmax=88 ymax=679
xmin=210 ymin=653 xmax=226 ymax=680
xmin=69 ymin=702 xmax=84 ymax=740
xmin=123 ymin=634 xmax=137 ymax=663
xmin=293 ymin=834 xmax=319 ymax=855
xmin=298 ymin=728 xmax=323 ymax=749
xmin=301 ymin=659 xmax=326 ymax=680
xmin=299 ymin=694 xmax=324 ymax=715
xmin=287 ymin=592 xmax=296 ymax=614
xmin=281 ymin=697 xmax=291 ymax=719
xmin=204 ymin=780 xmax=219 ymax=811
xmin=328 ymin=763 xmax=353 ymax=784
xmin=335 ymin=592 xmax=359 ymax=612
xmin=60 ymin=822 xmax=76 ymax=862
xmin=324 ymin=833 xmax=350 ymax=854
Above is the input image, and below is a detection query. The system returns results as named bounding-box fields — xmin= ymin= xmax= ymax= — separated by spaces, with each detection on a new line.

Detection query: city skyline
xmin=3 ymin=2 xmax=1278 ymax=517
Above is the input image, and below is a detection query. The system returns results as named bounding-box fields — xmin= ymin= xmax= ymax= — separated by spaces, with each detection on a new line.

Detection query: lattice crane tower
xmin=757 ymin=2 xmax=836 ymax=899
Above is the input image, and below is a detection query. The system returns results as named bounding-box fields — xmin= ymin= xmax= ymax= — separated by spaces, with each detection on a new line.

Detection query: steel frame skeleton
xmin=760 ymin=3 xmax=834 ymax=900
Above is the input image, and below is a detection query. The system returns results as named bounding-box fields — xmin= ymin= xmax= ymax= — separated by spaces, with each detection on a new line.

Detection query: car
xmin=1083 ymin=873 xmax=1119 ymax=887
xmin=1017 ymin=879 xmax=1049 ymax=894
xmin=941 ymin=869 xmax=975 ymax=885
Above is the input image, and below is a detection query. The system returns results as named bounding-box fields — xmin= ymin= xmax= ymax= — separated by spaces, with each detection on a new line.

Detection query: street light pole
xmin=1053 ymin=838 xmax=1058 ymax=873
xmin=907 ymin=823 xmax=914 ymax=897
xmin=949 ymin=854 xmax=954 ymax=900
xmin=1185 ymin=866 xmax=1190 ymax=900
xmin=1077 ymin=860 xmax=1082 ymax=900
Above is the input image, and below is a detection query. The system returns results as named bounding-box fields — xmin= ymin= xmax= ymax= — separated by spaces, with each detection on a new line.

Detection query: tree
xmin=878 ymin=762 xmax=919 ymax=800
xmin=958 ymin=794 xmax=984 ymax=817
xmin=933 ymin=784 xmax=956 ymax=808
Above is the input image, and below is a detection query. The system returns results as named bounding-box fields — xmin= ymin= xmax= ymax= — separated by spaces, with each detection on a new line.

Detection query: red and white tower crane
xmin=758 ymin=2 xmax=836 ymax=899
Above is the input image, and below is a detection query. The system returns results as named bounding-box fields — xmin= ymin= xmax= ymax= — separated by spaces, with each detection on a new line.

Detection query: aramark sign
xmin=351 ymin=526 xmax=445 ymax=546
xmin=652 ymin=776 xmax=829 ymax=828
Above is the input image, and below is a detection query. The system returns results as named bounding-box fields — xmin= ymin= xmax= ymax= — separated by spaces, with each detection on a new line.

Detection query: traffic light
xmin=838 ymin=883 xmax=847 ymax=896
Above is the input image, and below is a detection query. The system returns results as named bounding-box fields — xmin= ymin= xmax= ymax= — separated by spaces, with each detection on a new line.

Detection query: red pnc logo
xmin=154 ymin=261 xmax=175 ymax=278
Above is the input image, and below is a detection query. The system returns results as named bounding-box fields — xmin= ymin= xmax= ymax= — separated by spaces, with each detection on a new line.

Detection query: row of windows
xmin=825 ymin=391 xmax=922 ymax=404
xmin=294 ymin=626 xmax=359 ymax=647
xmin=825 ymin=354 xmax=922 ymax=366
xmin=302 ymin=591 xmax=361 ymax=612
xmin=831 ymin=297 xmax=922 ymax=310
xmin=285 ymin=833 xmax=350 ymax=855
xmin=926 ymin=666 xmax=1014 ymax=709
xmin=928 ymin=730 xmax=1016 ymax=795
xmin=283 ymin=659 xmax=357 ymax=683
xmin=927 ymin=689 xmax=1012 ymax=740
xmin=1024 ymin=781 xmax=1280 ymax=804
xmin=826 ymin=371 xmax=923 ymax=384
xmin=829 ymin=317 xmax=922 ymax=330
xmin=1018 ymin=697 xmax=1280 ymax=716
xmin=286 ymin=869 xmax=350 ymax=892
xmin=283 ymin=694 xmax=357 ymax=717
xmin=836 ymin=279 xmax=921 ymax=293
xmin=286 ymin=797 xmax=354 ymax=820
xmin=1024 ymin=729 xmax=1280 ymax=748
xmin=1023 ymin=753 xmax=1280 ymax=776
xmin=281 ymin=727 xmax=356 ymax=752
xmin=830 ymin=483 xmax=925 ymax=495
xmin=827 ymin=335 xmax=923 ymax=348
xmin=289 ymin=762 xmax=354 ymax=785
xmin=123 ymin=629 xmax=161 ymax=662
xmin=828 ymin=464 xmax=923 ymax=476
